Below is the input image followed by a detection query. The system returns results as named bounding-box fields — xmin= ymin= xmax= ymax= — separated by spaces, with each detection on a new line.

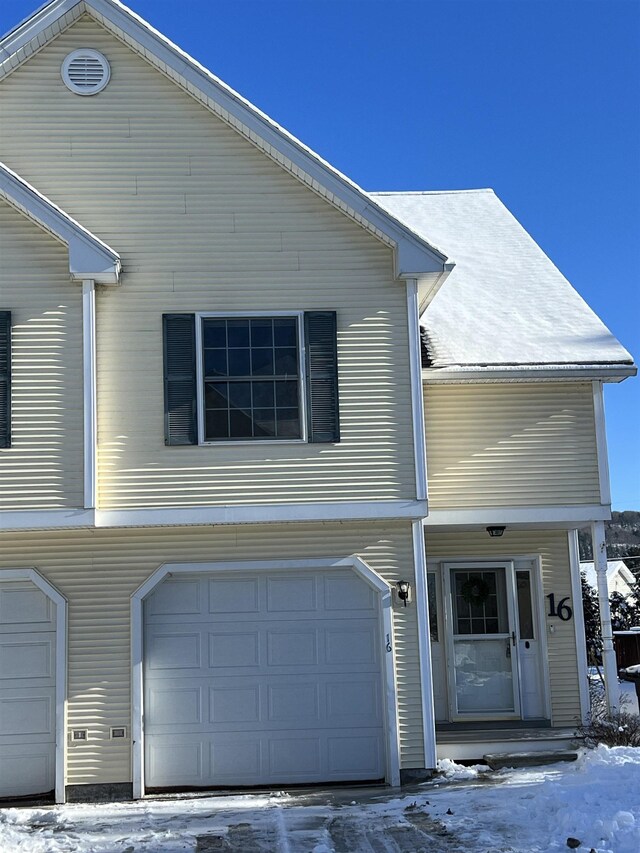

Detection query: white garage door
xmin=0 ymin=581 xmax=56 ymax=799
xmin=143 ymin=569 xmax=386 ymax=789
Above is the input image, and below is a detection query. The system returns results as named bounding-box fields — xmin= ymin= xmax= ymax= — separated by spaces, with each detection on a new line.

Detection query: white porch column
xmin=591 ymin=519 xmax=618 ymax=713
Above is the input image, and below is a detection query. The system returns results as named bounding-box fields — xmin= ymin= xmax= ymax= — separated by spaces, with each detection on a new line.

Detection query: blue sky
xmin=2 ymin=0 xmax=639 ymax=509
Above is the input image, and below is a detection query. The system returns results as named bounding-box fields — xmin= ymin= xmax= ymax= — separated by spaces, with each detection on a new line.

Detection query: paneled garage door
xmin=0 ymin=581 xmax=56 ymax=799
xmin=143 ymin=569 xmax=386 ymax=789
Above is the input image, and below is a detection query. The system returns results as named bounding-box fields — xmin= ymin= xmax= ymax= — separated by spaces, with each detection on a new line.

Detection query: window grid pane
xmin=202 ymin=317 xmax=301 ymax=441
xmin=452 ymin=570 xmax=508 ymax=635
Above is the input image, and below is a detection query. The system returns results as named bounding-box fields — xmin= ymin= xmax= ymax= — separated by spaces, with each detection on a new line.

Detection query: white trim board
xmin=424 ymin=505 xmax=611 ymax=529
xmin=0 ymin=161 xmax=120 ymax=284
xmin=130 ymin=555 xmax=401 ymax=797
xmin=96 ymin=500 xmax=429 ymax=527
xmin=592 ymin=381 xmax=612 ymax=506
xmin=0 ymin=508 xmax=96 ymax=531
xmin=406 ymin=281 xmax=428 ymax=502
xmin=422 ymin=365 xmax=637 ymax=384
xmin=412 ymin=519 xmax=437 ymax=768
xmin=0 ymin=0 xmax=452 ymax=289
xmin=0 ymin=568 xmax=68 ymax=804
xmin=0 ymin=500 xmax=428 ymax=531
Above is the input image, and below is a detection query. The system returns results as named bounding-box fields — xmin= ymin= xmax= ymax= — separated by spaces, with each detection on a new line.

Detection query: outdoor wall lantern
xmin=396 ymin=580 xmax=412 ymax=606
xmin=486 ymin=525 xmax=506 ymax=538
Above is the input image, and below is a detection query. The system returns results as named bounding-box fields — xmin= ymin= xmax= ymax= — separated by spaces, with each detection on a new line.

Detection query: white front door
xmin=444 ymin=562 xmax=521 ymax=720
xmin=0 ymin=581 xmax=57 ymax=798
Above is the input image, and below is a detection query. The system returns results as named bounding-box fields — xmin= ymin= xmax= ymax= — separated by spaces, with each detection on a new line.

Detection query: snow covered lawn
xmin=1 ymin=746 xmax=639 ymax=852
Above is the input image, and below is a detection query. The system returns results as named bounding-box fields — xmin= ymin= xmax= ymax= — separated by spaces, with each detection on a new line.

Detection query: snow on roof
xmin=580 ymin=560 xmax=637 ymax=591
xmin=371 ymin=190 xmax=635 ymax=374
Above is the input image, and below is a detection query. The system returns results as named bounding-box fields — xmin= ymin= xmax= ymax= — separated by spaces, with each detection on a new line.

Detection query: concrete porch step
xmin=484 ymin=750 xmax=579 ymax=770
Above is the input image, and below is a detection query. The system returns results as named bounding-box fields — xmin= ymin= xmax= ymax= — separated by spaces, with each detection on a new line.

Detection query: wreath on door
xmin=460 ymin=575 xmax=491 ymax=607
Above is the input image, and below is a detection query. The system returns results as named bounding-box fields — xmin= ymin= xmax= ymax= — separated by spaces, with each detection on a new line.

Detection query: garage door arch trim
xmin=0 ymin=568 xmax=67 ymax=804
xmin=131 ymin=556 xmax=400 ymax=798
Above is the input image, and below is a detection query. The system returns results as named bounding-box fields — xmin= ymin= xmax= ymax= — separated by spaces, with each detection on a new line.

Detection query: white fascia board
xmin=0 ymin=162 xmax=121 ymax=284
xmin=424 ymin=504 xmax=612 ymax=529
xmin=0 ymin=0 xmax=450 ymax=280
xmin=95 ymin=500 xmax=428 ymax=528
xmin=0 ymin=0 xmax=84 ymax=64
xmin=422 ymin=364 xmax=637 ymax=383
xmin=0 ymin=500 xmax=427 ymax=531
xmin=0 ymin=508 xmax=95 ymax=530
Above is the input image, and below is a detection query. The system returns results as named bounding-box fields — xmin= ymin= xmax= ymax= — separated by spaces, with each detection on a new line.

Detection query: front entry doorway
xmin=442 ymin=561 xmax=547 ymax=721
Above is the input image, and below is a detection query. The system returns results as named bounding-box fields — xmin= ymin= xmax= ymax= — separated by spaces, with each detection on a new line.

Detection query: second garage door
xmin=143 ymin=568 xmax=386 ymax=789
xmin=0 ymin=580 xmax=57 ymax=799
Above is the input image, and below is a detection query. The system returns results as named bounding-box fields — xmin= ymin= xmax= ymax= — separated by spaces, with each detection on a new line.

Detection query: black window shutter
xmin=304 ymin=311 xmax=340 ymax=443
xmin=163 ymin=313 xmax=197 ymax=445
xmin=0 ymin=312 xmax=10 ymax=449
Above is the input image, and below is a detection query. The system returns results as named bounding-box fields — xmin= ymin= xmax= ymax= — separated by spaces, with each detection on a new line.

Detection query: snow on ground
xmin=619 ymin=680 xmax=639 ymax=715
xmin=1 ymin=746 xmax=640 ymax=852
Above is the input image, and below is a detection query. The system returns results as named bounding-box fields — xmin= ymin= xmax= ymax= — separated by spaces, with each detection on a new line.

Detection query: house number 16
xmin=546 ymin=594 xmax=573 ymax=621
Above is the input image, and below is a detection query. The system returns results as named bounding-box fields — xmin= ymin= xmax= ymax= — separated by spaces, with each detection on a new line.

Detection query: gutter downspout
xmin=82 ymin=280 xmax=97 ymax=509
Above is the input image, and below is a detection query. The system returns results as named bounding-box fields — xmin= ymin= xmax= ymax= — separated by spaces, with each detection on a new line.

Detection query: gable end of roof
xmin=0 ymin=0 xmax=451 ymax=289
xmin=0 ymin=161 xmax=121 ymax=284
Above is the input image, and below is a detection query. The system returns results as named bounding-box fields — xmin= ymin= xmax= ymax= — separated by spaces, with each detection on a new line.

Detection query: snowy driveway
xmin=1 ymin=746 xmax=639 ymax=853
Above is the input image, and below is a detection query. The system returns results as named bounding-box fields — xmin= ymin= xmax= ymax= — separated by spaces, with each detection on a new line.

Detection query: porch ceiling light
xmin=486 ymin=525 xmax=506 ymax=538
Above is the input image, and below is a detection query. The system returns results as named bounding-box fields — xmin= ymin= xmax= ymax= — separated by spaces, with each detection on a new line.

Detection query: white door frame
xmin=131 ymin=556 xmax=401 ymax=798
xmin=0 ymin=569 xmax=67 ymax=804
xmin=517 ymin=558 xmax=552 ymax=721
xmin=443 ymin=560 xmax=521 ymax=721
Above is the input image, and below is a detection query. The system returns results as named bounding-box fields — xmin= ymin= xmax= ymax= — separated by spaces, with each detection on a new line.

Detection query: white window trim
xmin=195 ymin=311 xmax=308 ymax=446
xmin=130 ymin=555 xmax=400 ymax=798
xmin=0 ymin=568 xmax=67 ymax=804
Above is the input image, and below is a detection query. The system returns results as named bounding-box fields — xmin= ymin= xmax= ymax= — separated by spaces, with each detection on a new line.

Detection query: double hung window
xmin=201 ymin=316 xmax=302 ymax=441
xmin=163 ymin=311 xmax=339 ymax=446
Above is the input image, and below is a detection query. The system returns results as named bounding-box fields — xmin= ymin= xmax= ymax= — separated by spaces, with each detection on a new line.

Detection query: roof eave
xmin=0 ymin=161 xmax=121 ymax=285
xmin=0 ymin=0 xmax=450 ymax=281
xmin=422 ymin=363 xmax=638 ymax=384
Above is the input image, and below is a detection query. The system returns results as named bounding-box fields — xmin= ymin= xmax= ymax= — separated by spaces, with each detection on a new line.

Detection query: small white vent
xmin=62 ymin=49 xmax=110 ymax=96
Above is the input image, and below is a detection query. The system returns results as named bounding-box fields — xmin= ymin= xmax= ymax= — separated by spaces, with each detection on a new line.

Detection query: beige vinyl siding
xmin=0 ymin=17 xmax=415 ymax=510
xmin=0 ymin=520 xmax=424 ymax=784
xmin=425 ymin=529 xmax=580 ymax=726
xmin=0 ymin=200 xmax=84 ymax=509
xmin=424 ymin=383 xmax=600 ymax=509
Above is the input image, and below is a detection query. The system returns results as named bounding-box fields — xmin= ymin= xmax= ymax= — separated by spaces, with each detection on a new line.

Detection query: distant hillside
xmin=578 ymin=510 xmax=640 ymax=575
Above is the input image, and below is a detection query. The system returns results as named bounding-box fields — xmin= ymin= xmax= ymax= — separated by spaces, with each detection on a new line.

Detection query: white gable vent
xmin=62 ymin=49 xmax=110 ymax=95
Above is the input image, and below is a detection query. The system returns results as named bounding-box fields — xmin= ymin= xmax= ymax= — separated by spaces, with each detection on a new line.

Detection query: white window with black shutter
xmin=0 ymin=311 xmax=11 ymax=449
xmin=163 ymin=311 xmax=339 ymax=446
